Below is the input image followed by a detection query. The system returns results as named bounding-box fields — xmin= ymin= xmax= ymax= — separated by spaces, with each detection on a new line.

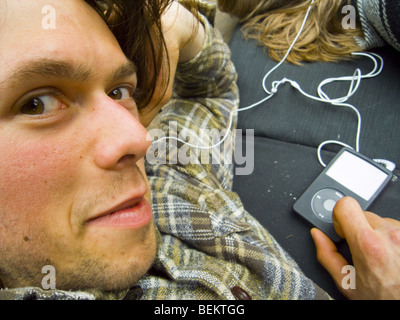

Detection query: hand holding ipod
xmin=293 ymin=148 xmax=393 ymax=242
xmin=311 ymin=197 xmax=400 ymax=300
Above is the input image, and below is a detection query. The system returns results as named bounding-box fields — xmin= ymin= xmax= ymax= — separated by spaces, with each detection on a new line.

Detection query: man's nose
xmin=91 ymin=97 xmax=152 ymax=170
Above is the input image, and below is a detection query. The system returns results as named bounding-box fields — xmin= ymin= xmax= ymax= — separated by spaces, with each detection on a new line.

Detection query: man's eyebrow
xmin=111 ymin=61 xmax=138 ymax=82
xmin=6 ymin=58 xmax=137 ymax=87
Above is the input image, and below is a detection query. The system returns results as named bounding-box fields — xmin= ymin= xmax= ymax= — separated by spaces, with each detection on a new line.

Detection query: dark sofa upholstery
xmin=229 ymin=26 xmax=400 ymax=299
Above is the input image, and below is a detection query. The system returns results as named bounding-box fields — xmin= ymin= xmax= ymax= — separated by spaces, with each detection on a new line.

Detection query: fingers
xmin=311 ymin=228 xmax=349 ymax=278
xmin=310 ymin=228 xmax=355 ymax=298
xmin=314 ymin=197 xmax=400 ymax=299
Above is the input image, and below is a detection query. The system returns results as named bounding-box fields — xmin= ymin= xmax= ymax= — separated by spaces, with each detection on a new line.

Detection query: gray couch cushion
xmin=230 ymin=28 xmax=400 ymax=165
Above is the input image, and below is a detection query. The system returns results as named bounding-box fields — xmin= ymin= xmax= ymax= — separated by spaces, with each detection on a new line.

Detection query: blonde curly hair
xmin=218 ymin=0 xmax=363 ymax=64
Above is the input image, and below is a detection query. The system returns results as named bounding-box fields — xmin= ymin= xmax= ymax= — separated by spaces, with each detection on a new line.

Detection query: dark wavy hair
xmin=84 ymin=0 xmax=170 ymax=110
xmin=84 ymin=0 xmax=186 ymax=111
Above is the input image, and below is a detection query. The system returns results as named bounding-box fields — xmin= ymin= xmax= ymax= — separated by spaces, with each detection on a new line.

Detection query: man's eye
xmin=20 ymin=95 xmax=64 ymax=115
xmin=108 ymin=87 xmax=132 ymax=101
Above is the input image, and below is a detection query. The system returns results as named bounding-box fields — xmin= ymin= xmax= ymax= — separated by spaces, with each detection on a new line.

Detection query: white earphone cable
xmin=152 ymin=0 xmax=391 ymax=170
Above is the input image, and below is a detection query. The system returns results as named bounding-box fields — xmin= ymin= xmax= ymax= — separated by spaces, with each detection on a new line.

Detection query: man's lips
xmin=87 ymin=197 xmax=153 ymax=228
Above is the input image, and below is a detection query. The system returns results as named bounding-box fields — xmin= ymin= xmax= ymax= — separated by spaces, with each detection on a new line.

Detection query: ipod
xmin=293 ymin=147 xmax=393 ymax=242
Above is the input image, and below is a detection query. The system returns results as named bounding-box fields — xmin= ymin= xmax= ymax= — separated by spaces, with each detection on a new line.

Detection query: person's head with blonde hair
xmin=218 ymin=0 xmax=363 ymax=64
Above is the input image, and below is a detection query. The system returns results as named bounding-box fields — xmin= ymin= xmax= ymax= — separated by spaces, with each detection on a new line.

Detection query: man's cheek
xmin=0 ymin=140 xmax=77 ymax=217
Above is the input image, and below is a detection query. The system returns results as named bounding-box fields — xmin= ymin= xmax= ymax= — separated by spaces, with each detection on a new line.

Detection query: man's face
xmin=0 ymin=0 xmax=157 ymax=290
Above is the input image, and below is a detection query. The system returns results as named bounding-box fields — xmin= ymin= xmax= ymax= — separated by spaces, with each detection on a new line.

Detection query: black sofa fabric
xmin=229 ymin=26 xmax=400 ymax=300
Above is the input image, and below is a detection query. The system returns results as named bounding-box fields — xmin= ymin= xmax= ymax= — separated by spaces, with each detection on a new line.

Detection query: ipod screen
xmin=326 ymin=151 xmax=389 ymax=201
